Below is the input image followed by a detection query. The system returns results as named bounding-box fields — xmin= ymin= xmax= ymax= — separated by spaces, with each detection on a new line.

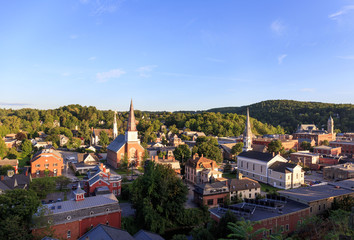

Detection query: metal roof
xmin=107 ymin=135 xmax=126 ymax=152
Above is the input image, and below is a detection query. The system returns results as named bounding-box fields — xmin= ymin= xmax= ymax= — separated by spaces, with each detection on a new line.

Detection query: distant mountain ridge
xmin=207 ymin=100 xmax=354 ymax=133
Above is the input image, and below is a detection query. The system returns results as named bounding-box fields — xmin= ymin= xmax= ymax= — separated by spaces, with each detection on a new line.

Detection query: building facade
xmin=30 ymin=149 xmax=63 ymax=178
xmin=185 ymin=154 xmax=222 ymax=184
xmin=107 ymin=100 xmax=145 ymax=168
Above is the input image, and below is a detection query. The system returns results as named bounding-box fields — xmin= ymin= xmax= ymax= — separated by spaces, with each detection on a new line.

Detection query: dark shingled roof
xmin=79 ymin=224 xmax=135 ymax=240
xmin=134 ymin=230 xmax=165 ymax=240
xmin=107 ymin=134 xmax=126 ymax=152
xmin=238 ymin=151 xmax=274 ymax=162
xmin=228 ymin=178 xmax=261 ymax=191
xmin=269 ymin=162 xmax=298 ymax=173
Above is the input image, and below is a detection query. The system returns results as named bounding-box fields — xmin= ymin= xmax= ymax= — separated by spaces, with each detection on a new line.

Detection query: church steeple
xmin=127 ymin=99 xmax=137 ymax=131
xmin=113 ymin=111 xmax=118 ymax=139
xmin=243 ymin=107 xmax=253 ymax=152
xmin=125 ymin=100 xmax=139 ymax=142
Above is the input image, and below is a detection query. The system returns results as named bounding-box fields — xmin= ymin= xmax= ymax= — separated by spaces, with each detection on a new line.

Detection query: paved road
xmin=185 ymin=182 xmax=198 ymax=209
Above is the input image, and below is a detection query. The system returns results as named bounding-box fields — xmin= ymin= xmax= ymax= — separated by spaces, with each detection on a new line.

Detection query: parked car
xmin=56 ymin=198 xmax=62 ymax=202
xmin=48 ymin=200 xmax=54 ymax=203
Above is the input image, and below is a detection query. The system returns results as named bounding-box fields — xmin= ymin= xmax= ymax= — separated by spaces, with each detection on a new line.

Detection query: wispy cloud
xmin=329 ymin=5 xmax=354 ymax=20
xmin=88 ymin=56 xmax=96 ymax=61
xmin=206 ymin=57 xmax=224 ymax=63
xmin=70 ymin=34 xmax=78 ymax=39
xmin=270 ymin=20 xmax=285 ymax=35
xmin=278 ymin=54 xmax=287 ymax=64
xmin=96 ymin=68 xmax=126 ymax=82
xmin=300 ymin=88 xmax=315 ymax=92
xmin=61 ymin=72 xmax=71 ymax=77
xmin=80 ymin=0 xmax=124 ymax=16
xmin=137 ymin=65 xmax=157 ymax=77
xmin=337 ymin=55 xmax=354 ymax=60
xmin=0 ymin=102 xmax=30 ymax=106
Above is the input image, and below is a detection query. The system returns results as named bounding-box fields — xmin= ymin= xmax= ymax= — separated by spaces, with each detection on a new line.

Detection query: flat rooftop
xmin=279 ymin=184 xmax=353 ymax=203
xmin=209 ymin=199 xmax=309 ymax=222
xmin=328 ymin=178 xmax=354 ymax=191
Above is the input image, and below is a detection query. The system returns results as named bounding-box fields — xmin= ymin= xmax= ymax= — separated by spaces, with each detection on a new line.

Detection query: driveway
xmin=185 ymin=182 xmax=198 ymax=209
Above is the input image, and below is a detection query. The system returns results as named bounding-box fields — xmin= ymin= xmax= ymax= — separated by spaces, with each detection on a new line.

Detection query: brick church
xmin=107 ymin=100 xmax=145 ymax=168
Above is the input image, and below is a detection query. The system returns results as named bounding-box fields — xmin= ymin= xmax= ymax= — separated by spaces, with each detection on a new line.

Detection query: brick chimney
xmin=163 ymin=155 xmax=165 ymax=160
xmin=151 ymin=156 xmax=154 ymax=161
xmin=155 ymin=155 xmax=158 ymax=161
xmin=1 ymin=175 xmax=4 ymax=181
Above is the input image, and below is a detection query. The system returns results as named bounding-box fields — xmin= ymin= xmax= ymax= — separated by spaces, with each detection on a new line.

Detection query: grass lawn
xmin=115 ymin=168 xmax=130 ymax=175
xmin=18 ymin=156 xmax=30 ymax=167
xmin=259 ymin=182 xmax=280 ymax=193
xmin=222 ymin=172 xmax=236 ymax=179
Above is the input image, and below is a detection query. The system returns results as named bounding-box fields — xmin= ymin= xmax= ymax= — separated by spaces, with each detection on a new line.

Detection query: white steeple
xmin=243 ymin=107 xmax=253 ymax=152
xmin=125 ymin=100 xmax=139 ymax=142
xmin=113 ymin=111 xmax=118 ymax=139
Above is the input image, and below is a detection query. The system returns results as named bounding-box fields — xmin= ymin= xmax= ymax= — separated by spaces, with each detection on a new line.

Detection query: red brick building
xmin=107 ymin=100 xmax=145 ymax=168
xmin=209 ymin=197 xmax=310 ymax=239
xmin=193 ymin=181 xmax=229 ymax=208
xmin=313 ymin=146 xmax=341 ymax=156
xmin=330 ymin=141 xmax=354 ymax=156
xmin=290 ymin=151 xmax=320 ymax=168
xmin=30 ymin=149 xmax=63 ymax=177
xmin=84 ymin=164 xmax=122 ymax=196
xmin=32 ymin=184 xmax=121 ymax=240
xmin=252 ymin=138 xmax=298 ymax=151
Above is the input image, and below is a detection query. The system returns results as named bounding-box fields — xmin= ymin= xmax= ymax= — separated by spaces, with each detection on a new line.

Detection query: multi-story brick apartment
xmin=107 ymin=100 xmax=145 ymax=168
xmin=237 ymin=151 xmax=304 ymax=189
xmin=323 ymin=163 xmax=354 ymax=180
xmin=290 ymin=151 xmax=320 ymax=168
xmin=313 ymin=145 xmax=341 ymax=156
xmin=30 ymin=149 xmax=63 ymax=177
xmin=279 ymin=181 xmax=354 ymax=216
xmin=32 ymin=184 xmax=121 ymax=240
xmin=210 ymin=196 xmax=310 ymax=239
xmin=193 ymin=181 xmax=229 ymax=208
xmin=252 ymin=138 xmax=298 ymax=151
xmin=330 ymin=140 xmax=354 ymax=156
xmin=228 ymin=175 xmax=261 ymax=201
xmin=185 ymin=154 xmax=222 ymax=184
xmin=84 ymin=164 xmax=122 ymax=196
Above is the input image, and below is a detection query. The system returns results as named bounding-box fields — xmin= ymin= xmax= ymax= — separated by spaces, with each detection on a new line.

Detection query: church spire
xmin=243 ymin=107 xmax=253 ymax=152
xmin=113 ymin=111 xmax=118 ymax=139
xmin=127 ymin=99 xmax=137 ymax=131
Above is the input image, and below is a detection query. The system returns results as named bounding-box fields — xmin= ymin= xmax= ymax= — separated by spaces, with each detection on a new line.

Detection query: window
xmin=53 ymin=163 xmax=58 ymax=167
xmin=113 ymin=182 xmax=117 ymax=187
xmin=296 ymin=173 xmax=299 ymax=179
xmin=241 ymin=161 xmax=243 ymax=167
xmin=286 ymin=224 xmax=289 ymax=231
xmin=36 ymin=164 xmax=40 ymax=167
xmin=113 ymin=190 xmax=117 ymax=195
xmin=67 ymin=230 xmax=71 ymax=238
xmin=217 ymin=198 xmax=223 ymax=204
xmin=67 ymin=216 xmax=71 ymax=220
xmin=269 ymin=229 xmax=272 ymax=235
xmin=253 ymin=164 xmax=255 ymax=170
xmin=269 ymin=169 xmax=272 ymax=175
xmin=207 ymin=199 xmax=214 ymax=205
xmin=249 ymin=193 xmax=251 ymax=198
xmin=319 ymin=205 xmax=321 ymax=211
xmin=280 ymin=225 xmax=284 ymax=233
xmin=288 ymin=175 xmax=290 ymax=180
xmin=106 ymin=208 xmax=110 ymax=212
xmin=45 ymin=164 xmax=49 ymax=168
xmin=90 ymin=211 xmax=94 ymax=215
xmin=247 ymin=163 xmax=248 ymax=169
xmin=106 ymin=221 xmax=109 ymax=225
xmin=261 ymin=166 xmax=263 ymax=172
xmin=297 ymin=220 xmax=302 ymax=225
xmin=310 ymin=207 xmax=312 ymax=212
xmin=323 ymin=204 xmax=326 ymax=209
xmin=36 ymin=170 xmax=40 ymax=175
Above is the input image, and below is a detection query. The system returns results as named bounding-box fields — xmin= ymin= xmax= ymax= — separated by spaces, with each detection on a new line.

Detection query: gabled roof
xmin=77 ymin=153 xmax=100 ymax=163
xmin=269 ymin=162 xmax=299 ymax=173
xmin=107 ymin=134 xmax=126 ymax=152
xmin=2 ymin=174 xmax=31 ymax=189
xmin=134 ymin=230 xmax=165 ymax=240
xmin=79 ymin=224 xmax=135 ymax=240
xmin=228 ymin=177 xmax=261 ymax=191
xmin=238 ymin=151 xmax=275 ymax=162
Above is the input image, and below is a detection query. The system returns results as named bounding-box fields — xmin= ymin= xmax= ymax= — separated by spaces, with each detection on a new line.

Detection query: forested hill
xmin=207 ymin=100 xmax=354 ymax=133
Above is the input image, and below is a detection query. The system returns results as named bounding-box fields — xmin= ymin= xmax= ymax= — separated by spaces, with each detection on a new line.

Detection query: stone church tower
xmin=243 ymin=108 xmax=253 ymax=152
xmin=327 ymin=116 xmax=334 ymax=134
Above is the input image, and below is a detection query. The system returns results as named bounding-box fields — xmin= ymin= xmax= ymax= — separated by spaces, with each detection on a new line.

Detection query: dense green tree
xmin=0 ymin=138 xmax=7 ymax=158
xmin=210 ymin=210 xmax=238 ymax=239
xmin=21 ymin=139 xmax=33 ymax=157
xmin=190 ymin=227 xmax=214 ymax=240
xmin=300 ymin=141 xmax=311 ymax=151
xmin=0 ymin=189 xmax=40 ymax=222
xmin=55 ymin=175 xmax=71 ymax=191
xmin=321 ymin=140 xmax=329 ymax=146
xmin=15 ymin=132 xmax=27 ymax=141
xmin=194 ymin=136 xmax=222 ymax=162
xmin=130 ymin=161 xmax=188 ymax=234
xmin=221 ymin=219 xmax=265 ymax=240
xmin=99 ymin=131 xmax=109 ymax=147
xmin=172 ymin=234 xmax=188 ymax=240
xmin=231 ymin=142 xmax=243 ymax=156
xmin=0 ymin=215 xmax=32 ymax=240
xmin=173 ymin=144 xmax=191 ymax=164
xmin=0 ymin=165 xmax=15 ymax=175
xmin=268 ymin=140 xmax=284 ymax=154
xmin=30 ymin=177 xmax=56 ymax=199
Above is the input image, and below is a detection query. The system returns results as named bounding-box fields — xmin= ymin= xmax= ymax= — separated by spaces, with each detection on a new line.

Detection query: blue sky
xmin=0 ymin=0 xmax=353 ymax=111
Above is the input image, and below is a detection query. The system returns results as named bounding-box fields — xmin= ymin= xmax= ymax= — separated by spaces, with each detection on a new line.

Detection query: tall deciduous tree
xmin=21 ymin=139 xmax=33 ymax=157
xmin=194 ymin=136 xmax=222 ymax=162
xmin=231 ymin=142 xmax=243 ymax=156
xmin=268 ymin=140 xmax=284 ymax=155
xmin=0 ymin=138 xmax=7 ymax=158
xmin=173 ymin=144 xmax=191 ymax=164
xmin=99 ymin=131 xmax=109 ymax=147
xmin=130 ymin=161 xmax=188 ymax=234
